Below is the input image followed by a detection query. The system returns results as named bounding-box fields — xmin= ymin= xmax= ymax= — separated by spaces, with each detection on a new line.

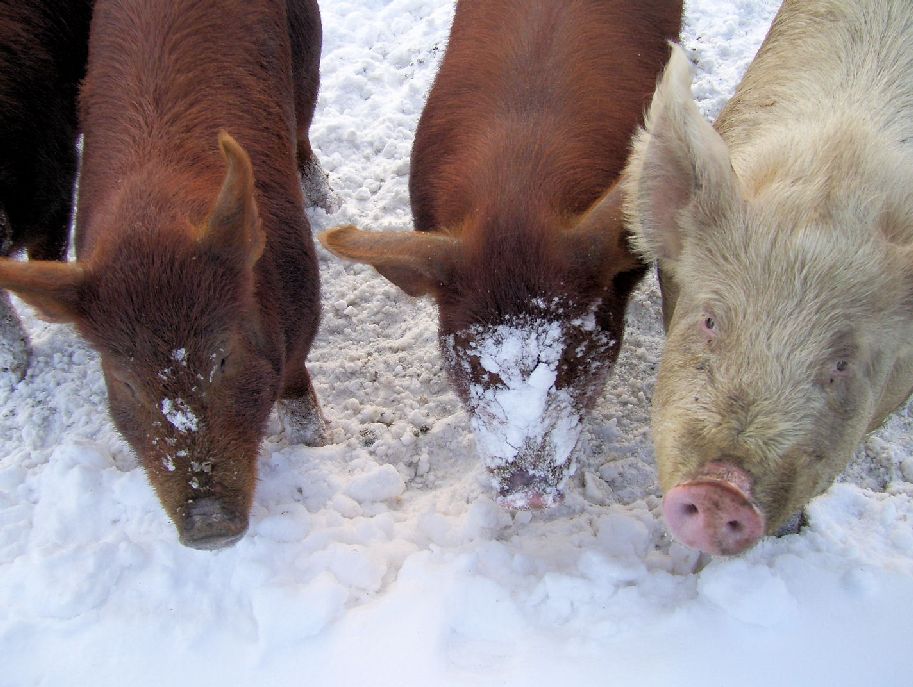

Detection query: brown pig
xmin=623 ymin=0 xmax=913 ymax=555
xmin=0 ymin=0 xmax=324 ymax=549
xmin=320 ymin=0 xmax=683 ymax=508
xmin=0 ymin=0 xmax=93 ymax=379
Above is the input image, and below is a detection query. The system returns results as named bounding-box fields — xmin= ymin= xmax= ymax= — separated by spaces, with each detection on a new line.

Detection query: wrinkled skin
xmin=624 ymin=21 xmax=913 ymax=554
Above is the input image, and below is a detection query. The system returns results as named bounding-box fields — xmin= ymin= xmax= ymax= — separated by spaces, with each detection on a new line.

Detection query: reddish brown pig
xmin=0 ymin=0 xmax=92 ymax=379
xmin=0 ymin=0 xmax=324 ymax=549
xmin=624 ymin=0 xmax=913 ymax=555
xmin=320 ymin=0 xmax=682 ymax=508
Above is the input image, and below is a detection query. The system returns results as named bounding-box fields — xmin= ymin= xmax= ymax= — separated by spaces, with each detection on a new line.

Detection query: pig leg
xmin=288 ymin=0 xmax=337 ymax=213
xmin=278 ymin=365 xmax=327 ymax=446
xmin=0 ymin=210 xmax=29 ymax=382
xmin=0 ymin=288 xmax=30 ymax=382
xmin=299 ymin=151 xmax=337 ymax=213
xmin=0 ymin=138 xmax=77 ymax=381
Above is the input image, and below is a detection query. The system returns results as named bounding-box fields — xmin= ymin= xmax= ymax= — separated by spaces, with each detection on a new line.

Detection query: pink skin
xmin=663 ymin=461 xmax=766 ymax=556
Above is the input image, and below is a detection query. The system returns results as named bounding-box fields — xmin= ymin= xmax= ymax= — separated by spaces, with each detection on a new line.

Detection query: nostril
xmin=682 ymin=502 xmax=699 ymax=517
xmin=727 ymin=519 xmax=743 ymax=532
xmin=505 ymin=469 xmax=534 ymax=493
xmin=179 ymin=497 xmax=248 ymax=550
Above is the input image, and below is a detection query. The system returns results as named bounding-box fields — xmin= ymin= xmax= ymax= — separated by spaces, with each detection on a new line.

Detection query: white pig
xmin=623 ymin=0 xmax=913 ymax=555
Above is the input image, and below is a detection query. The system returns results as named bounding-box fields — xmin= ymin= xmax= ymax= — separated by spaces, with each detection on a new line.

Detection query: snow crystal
xmin=159 ymin=398 xmax=198 ymax=433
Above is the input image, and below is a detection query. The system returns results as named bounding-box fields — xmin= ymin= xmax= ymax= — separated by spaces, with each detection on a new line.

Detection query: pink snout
xmin=663 ymin=468 xmax=766 ymax=556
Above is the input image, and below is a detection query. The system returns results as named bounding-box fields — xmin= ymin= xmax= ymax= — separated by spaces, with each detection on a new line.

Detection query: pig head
xmin=320 ymin=189 xmax=643 ymax=508
xmin=623 ymin=44 xmax=913 ymax=554
xmin=0 ymin=135 xmax=278 ymax=549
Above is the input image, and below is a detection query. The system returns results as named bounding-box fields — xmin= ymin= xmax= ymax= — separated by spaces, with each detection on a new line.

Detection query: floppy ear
xmin=564 ymin=184 xmax=645 ymax=281
xmin=318 ymin=225 xmax=459 ymax=297
xmin=201 ymin=131 xmax=266 ymax=269
xmin=0 ymin=259 xmax=86 ymax=322
xmin=622 ymin=44 xmax=742 ymax=269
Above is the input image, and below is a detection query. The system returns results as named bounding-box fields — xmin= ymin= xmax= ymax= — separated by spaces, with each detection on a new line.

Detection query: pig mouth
xmin=494 ymin=466 xmax=567 ymax=510
xmin=177 ymin=496 xmax=249 ymax=550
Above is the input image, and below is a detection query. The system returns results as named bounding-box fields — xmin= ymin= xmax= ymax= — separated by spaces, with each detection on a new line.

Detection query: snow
xmin=3 ymin=0 xmax=913 ymax=685
xmin=159 ymin=397 xmax=199 ymax=433
xmin=450 ymin=315 xmax=579 ymax=506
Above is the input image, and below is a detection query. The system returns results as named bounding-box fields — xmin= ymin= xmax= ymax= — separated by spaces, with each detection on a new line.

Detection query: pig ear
xmin=202 ymin=131 xmax=266 ymax=269
xmin=318 ymin=225 xmax=459 ymax=297
xmin=0 ymin=259 xmax=86 ymax=322
xmin=622 ymin=44 xmax=741 ymax=266
xmin=565 ymin=184 xmax=644 ymax=280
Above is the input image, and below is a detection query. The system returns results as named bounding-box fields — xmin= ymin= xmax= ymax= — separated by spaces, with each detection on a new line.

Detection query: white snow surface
xmin=3 ymin=1 xmax=913 ymax=685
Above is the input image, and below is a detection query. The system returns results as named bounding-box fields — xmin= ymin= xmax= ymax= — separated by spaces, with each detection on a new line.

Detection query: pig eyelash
xmin=115 ymin=376 xmax=140 ymax=402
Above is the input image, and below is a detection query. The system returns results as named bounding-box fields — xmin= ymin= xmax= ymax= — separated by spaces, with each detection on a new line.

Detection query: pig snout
xmin=179 ymin=497 xmax=249 ymax=550
xmin=495 ymin=468 xmax=565 ymax=510
xmin=662 ymin=462 xmax=765 ymax=556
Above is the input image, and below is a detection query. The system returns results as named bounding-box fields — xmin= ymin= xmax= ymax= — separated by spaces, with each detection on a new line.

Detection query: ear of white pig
xmin=203 ymin=131 xmax=266 ymax=269
xmin=622 ymin=43 xmax=740 ymax=266
xmin=0 ymin=258 xmax=86 ymax=323
xmin=318 ymin=225 xmax=460 ymax=298
xmin=566 ymin=184 xmax=645 ymax=280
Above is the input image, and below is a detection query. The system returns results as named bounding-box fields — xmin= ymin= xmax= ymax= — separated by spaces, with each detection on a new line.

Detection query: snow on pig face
xmin=319 ymin=188 xmax=645 ymax=507
xmin=87 ymin=137 xmax=278 ymax=550
xmin=440 ymin=298 xmax=619 ymax=508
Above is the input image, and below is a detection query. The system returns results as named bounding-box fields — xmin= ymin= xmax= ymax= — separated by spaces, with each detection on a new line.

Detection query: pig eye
xmin=121 ymin=379 xmax=138 ymax=400
xmin=700 ymin=314 xmax=717 ymax=340
xmin=826 ymin=359 xmax=851 ymax=385
xmin=112 ymin=375 xmax=140 ymax=402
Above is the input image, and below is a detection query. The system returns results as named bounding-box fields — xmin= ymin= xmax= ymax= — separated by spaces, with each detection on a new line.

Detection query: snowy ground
xmin=3 ymin=1 xmax=913 ymax=685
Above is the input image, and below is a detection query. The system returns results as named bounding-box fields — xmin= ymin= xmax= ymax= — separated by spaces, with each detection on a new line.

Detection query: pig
xmin=319 ymin=0 xmax=683 ymax=508
xmin=0 ymin=0 xmax=324 ymax=549
xmin=623 ymin=0 xmax=913 ymax=554
xmin=0 ymin=0 xmax=93 ymax=380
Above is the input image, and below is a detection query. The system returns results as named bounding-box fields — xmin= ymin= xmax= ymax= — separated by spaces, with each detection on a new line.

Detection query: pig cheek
xmin=651 ymin=345 xmax=714 ymax=491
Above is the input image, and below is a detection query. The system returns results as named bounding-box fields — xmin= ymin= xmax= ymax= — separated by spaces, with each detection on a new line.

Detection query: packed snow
xmin=442 ymin=300 xmax=615 ymax=510
xmin=3 ymin=1 xmax=913 ymax=685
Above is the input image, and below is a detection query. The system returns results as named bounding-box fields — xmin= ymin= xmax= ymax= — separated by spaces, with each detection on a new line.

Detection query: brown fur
xmin=0 ymin=0 xmax=323 ymax=548
xmin=321 ymin=0 xmax=682 ymax=501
